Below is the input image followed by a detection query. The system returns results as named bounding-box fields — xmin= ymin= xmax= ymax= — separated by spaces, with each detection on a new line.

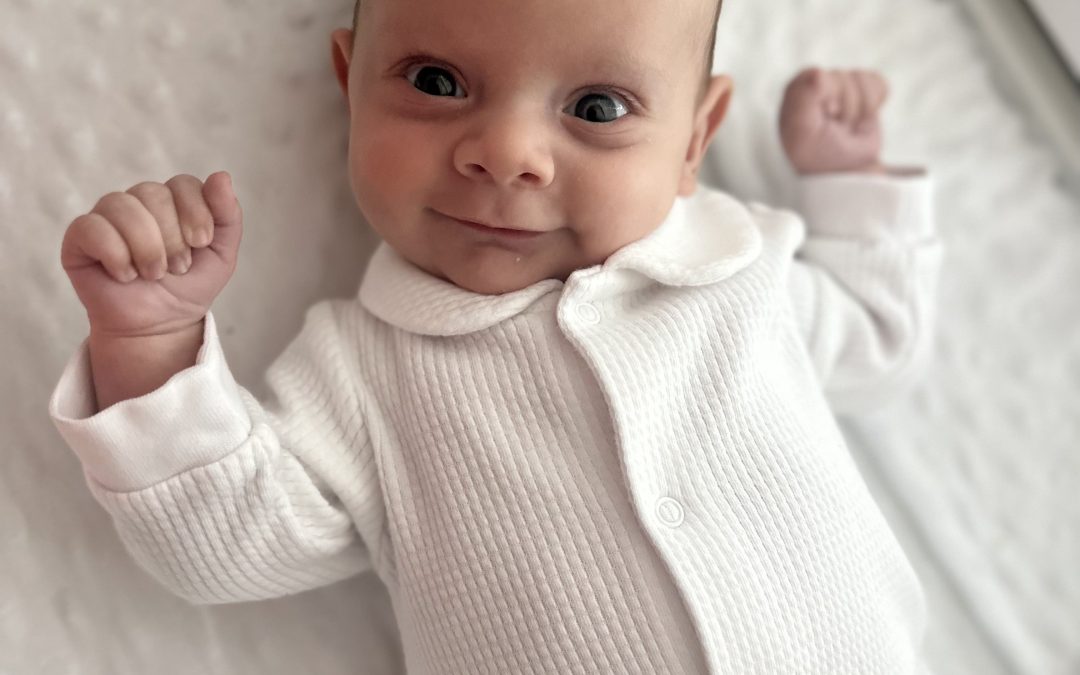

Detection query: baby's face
xmin=331 ymin=0 xmax=729 ymax=295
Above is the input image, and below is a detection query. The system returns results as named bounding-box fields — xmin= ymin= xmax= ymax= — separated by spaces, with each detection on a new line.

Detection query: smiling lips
xmin=436 ymin=210 xmax=546 ymax=239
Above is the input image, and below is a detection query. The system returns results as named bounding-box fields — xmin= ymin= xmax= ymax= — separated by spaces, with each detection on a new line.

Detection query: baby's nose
xmin=452 ymin=113 xmax=555 ymax=189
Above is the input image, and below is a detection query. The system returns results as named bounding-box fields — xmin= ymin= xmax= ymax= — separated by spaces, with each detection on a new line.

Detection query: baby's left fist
xmin=779 ymin=68 xmax=889 ymax=175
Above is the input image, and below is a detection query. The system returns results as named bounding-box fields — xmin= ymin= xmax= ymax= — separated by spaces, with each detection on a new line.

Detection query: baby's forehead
xmin=359 ymin=0 xmax=715 ymax=21
xmin=359 ymin=0 xmax=716 ymax=74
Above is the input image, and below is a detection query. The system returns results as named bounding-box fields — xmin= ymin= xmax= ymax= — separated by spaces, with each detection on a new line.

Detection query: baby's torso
xmin=343 ymin=209 xmax=927 ymax=674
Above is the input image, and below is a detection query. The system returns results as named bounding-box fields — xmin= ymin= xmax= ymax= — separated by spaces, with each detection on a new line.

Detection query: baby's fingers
xmin=127 ymin=181 xmax=189 ymax=275
xmin=61 ymin=213 xmax=138 ymax=283
xmin=91 ymin=192 xmax=167 ymax=280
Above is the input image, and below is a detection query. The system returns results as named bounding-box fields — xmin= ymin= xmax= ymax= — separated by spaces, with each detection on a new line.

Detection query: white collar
xmin=359 ymin=186 xmax=763 ymax=337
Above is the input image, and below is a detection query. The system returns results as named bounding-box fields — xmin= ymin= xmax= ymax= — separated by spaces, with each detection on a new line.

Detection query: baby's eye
xmin=570 ymin=93 xmax=629 ymax=124
xmin=405 ymin=65 xmax=465 ymax=98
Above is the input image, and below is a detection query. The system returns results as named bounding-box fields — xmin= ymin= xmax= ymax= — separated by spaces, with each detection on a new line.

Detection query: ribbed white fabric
xmin=50 ymin=174 xmax=944 ymax=674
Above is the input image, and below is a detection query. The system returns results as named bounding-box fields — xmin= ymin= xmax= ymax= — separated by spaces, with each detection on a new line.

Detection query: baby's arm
xmin=779 ymin=69 xmax=945 ymax=414
xmin=49 ymin=174 xmax=379 ymax=604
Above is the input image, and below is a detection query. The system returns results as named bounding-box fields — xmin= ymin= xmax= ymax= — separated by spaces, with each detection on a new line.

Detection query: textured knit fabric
xmin=50 ymin=173 xmax=944 ymax=674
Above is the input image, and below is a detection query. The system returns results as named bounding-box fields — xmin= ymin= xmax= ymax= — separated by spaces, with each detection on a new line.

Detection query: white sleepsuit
xmin=50 ymin=173 xmax=944 ymax=673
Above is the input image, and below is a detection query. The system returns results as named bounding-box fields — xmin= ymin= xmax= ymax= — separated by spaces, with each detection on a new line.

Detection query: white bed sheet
xmin=2 ymin=0 xmax=1077 ymax=673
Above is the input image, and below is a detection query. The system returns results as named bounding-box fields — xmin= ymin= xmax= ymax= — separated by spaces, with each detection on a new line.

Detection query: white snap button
xmin=656 ymin=497 xmax=684 ymax=528
xmin=575 ymin=302 xmax=601 ymax=325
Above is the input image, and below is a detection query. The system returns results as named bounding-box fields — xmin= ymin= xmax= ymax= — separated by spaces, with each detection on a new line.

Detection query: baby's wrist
xmin=88 ymin=320 xmax=206 ymax=411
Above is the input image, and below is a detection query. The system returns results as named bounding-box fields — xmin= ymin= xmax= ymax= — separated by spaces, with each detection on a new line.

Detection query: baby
xmin=50 ymin=0 xmax=944 ymax=672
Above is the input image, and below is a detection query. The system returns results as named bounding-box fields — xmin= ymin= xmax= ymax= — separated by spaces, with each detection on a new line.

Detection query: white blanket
xmin=3 ymin=0 xmax=1077 ymax=672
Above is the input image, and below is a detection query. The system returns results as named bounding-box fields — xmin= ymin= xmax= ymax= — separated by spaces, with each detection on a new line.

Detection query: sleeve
xmin=786 ymin=172 xmax=946 ymax=416
xmin=47 ymin=304 xmax=383 ymax=605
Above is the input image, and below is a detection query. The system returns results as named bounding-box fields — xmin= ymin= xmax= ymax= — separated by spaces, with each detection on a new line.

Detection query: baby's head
xmin=331 ymin=0 xmax=730 ymax=295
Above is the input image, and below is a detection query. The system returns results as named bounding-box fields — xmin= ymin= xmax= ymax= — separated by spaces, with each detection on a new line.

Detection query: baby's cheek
xmin=569 ymin=150 xmax=680 ymax=253
xmin=352 ymin=129 xmax=421 ymax=209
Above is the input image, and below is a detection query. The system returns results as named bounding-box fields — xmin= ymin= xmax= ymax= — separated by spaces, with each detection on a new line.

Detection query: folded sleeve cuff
xmin=797 ymin=171 xmax=935 ymax=242
xmin=48 ymin=312 xmax=252 ymax=493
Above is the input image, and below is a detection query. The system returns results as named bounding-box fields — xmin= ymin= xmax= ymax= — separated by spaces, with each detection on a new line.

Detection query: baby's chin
xmin=416 ymin=245 xmax=569 ymax=296
xmin=439 ymin=258 xmax=558 ymax=296
xmin=381 ymin=225 xmax=586 ymax=295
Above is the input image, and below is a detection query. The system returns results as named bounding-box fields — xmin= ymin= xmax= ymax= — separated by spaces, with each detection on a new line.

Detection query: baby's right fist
xmin=61 ymin=171 xmax=244 ymax=339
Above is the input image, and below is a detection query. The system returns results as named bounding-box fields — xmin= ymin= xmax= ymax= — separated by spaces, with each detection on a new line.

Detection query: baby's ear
xmin=679 ymin=75 xmax=733 ymax=196
xmin=330 ymin=29 xmax=355 ymax=105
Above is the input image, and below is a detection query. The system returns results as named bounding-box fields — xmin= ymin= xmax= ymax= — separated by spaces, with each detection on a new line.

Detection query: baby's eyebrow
xmin=582 ymin=55 xmax=662 ymax=90
xmin=597 ymin=53 xmax=659 ymax=78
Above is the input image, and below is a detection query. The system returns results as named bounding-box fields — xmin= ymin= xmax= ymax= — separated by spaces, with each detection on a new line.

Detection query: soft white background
xmin=3 ymin=0 xmax=1078 ymax=673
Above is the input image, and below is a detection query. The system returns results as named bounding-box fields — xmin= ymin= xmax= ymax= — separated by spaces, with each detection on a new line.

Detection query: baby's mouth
xmin=432 ymin=209 xmax=546 ymax=239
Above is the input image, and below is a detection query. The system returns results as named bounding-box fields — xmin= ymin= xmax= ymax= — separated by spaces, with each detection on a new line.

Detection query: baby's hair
xmin=350 ymin=0 xmax=724 ymax=86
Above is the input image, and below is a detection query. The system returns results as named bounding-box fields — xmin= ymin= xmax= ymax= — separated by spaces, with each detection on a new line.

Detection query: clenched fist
xmin=60 ymin=171 xmax=243 ymax=339
xmin=780 ymin=68 xmax=889 ymax=175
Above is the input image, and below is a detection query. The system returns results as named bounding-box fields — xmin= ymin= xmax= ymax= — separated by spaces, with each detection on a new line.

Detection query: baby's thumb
xmin=202 ymin=171 xmax=244 ymax=262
